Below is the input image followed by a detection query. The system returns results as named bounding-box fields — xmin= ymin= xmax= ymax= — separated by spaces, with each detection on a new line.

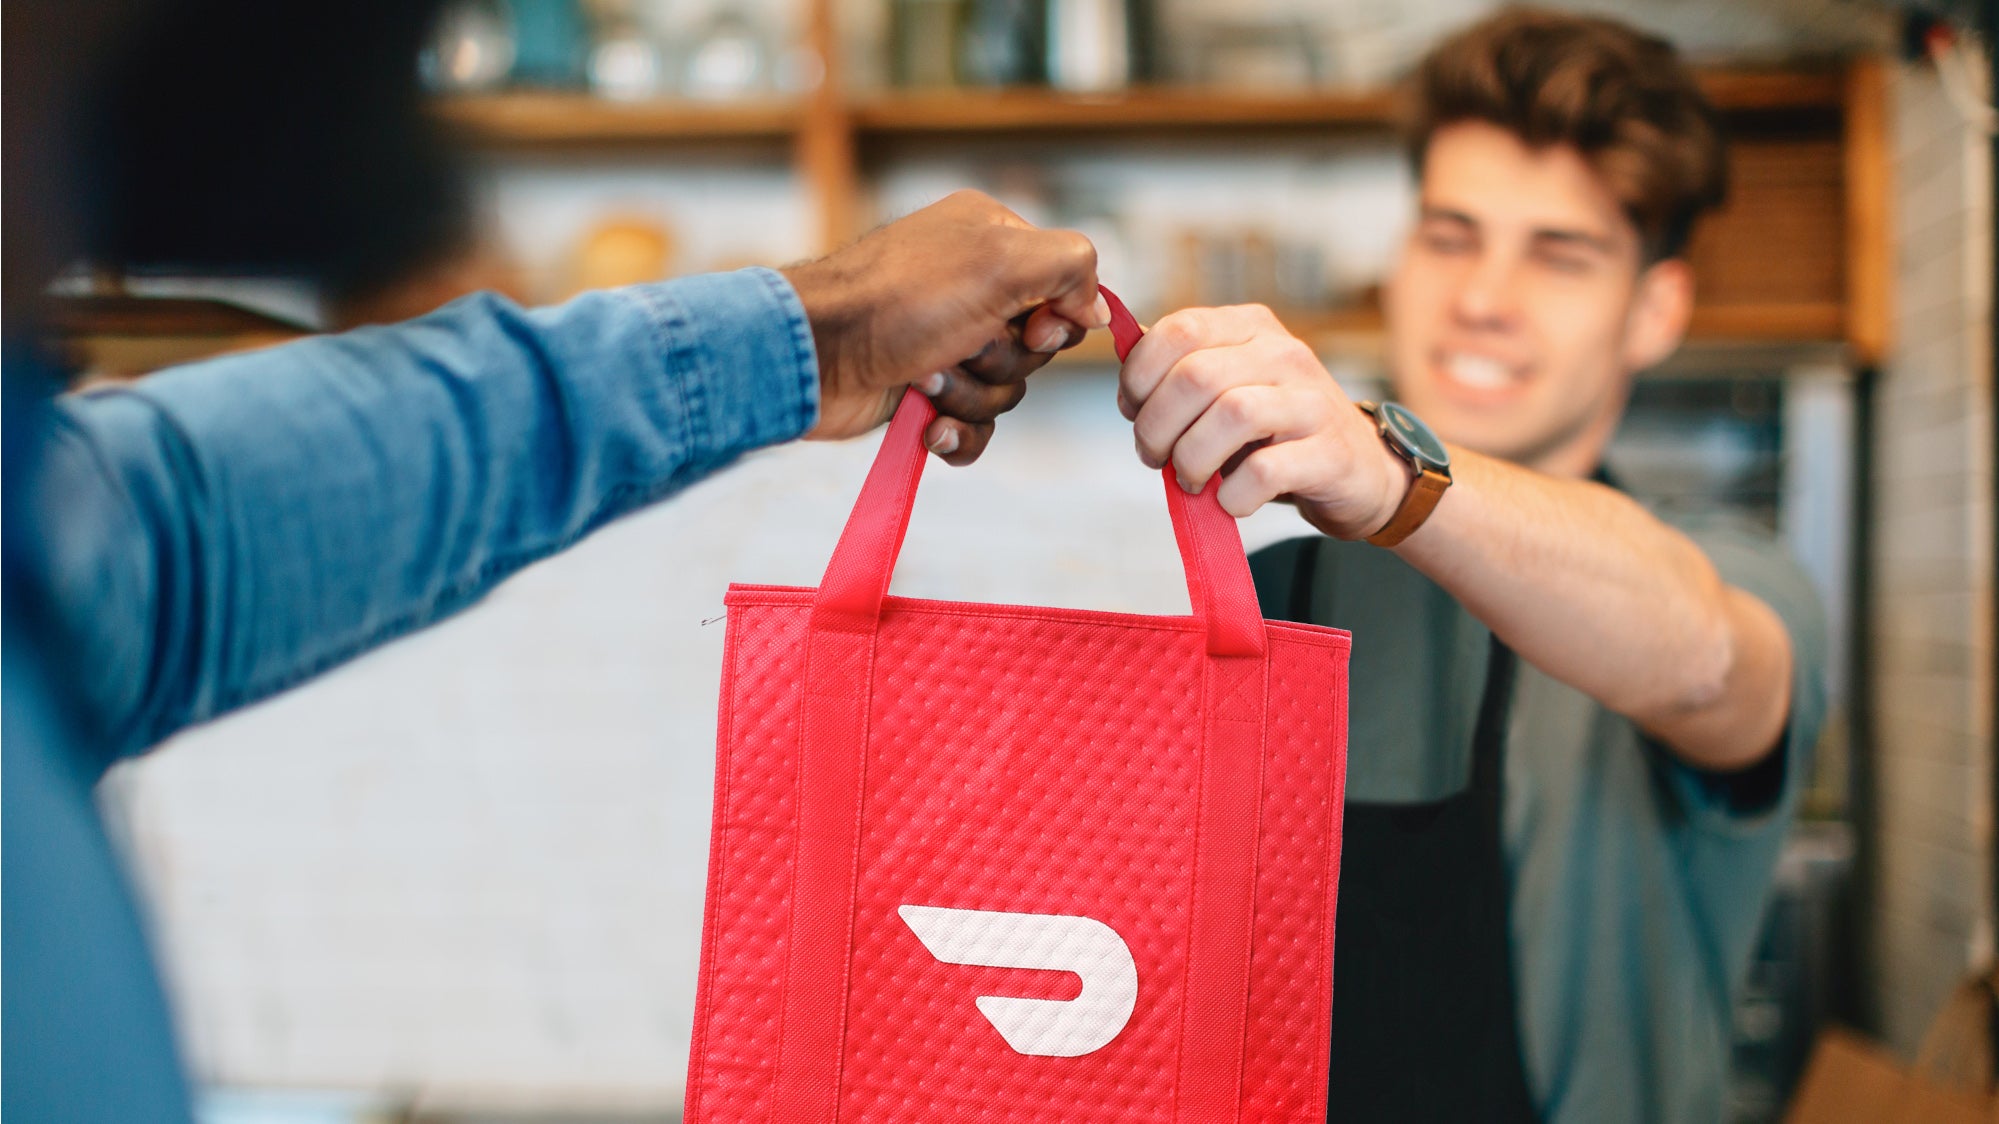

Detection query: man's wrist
xmin=781 ymin=264 xmax=839 ymax=396
xmin=1363 ymin=436 xmax=1417 ymax=541
xmin=1353 ymin=400 xmax=1454 ymax=547
xmin=1337 ymin=400 xmax=1415 ymax=542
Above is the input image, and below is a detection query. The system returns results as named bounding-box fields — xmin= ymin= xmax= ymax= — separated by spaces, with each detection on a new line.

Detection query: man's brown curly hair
xmin=1405 ymin=8 xmax=1730 ymax=263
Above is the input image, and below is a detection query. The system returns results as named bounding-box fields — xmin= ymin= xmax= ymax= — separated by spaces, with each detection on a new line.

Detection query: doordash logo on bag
xmin=897 ymin=905 xmax=1139 ymax=1058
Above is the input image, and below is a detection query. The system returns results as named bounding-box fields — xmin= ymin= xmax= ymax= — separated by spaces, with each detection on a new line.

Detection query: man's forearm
xmin=1388 ymin=448 xmax=1794 ymax=770
xmin=34 ymin=270 xmax=818 ymax=759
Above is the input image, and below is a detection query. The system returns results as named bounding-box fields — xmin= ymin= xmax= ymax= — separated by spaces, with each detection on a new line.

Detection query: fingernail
xmin=1089 ymin=293 xmax=1112 ymax=329
xmin=920 ymin=372 xmax=947 ymax=396
xmin=1029 ymin=322 xmax=1067 ymax=353
xmin=1178 ymin=474 xmax=1201 ymax=494
xmin=927 ymin=427 xmax=959 ymax=455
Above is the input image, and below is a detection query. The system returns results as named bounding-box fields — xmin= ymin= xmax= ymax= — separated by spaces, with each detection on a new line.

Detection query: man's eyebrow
xmin=1417 ymin=206 xmax=1620 ymax=255
xmin=1530 ymin=227 xmax=1617 ymax=255
xmin=1417 ymin=205 xmax=1476 ymax=225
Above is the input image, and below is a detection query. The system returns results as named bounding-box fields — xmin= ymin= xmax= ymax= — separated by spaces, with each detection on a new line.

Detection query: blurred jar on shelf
xmin=890 ymin=0 xmax=966 ymax=87
xmin=508 ymin=0 xmax=592 ymax=87
xmin=1165 ymin=225 xmax=1335 ymax=316
xmin=680 ymin=8 xmax=776 ymax=99
xmin=1046 ymin=0 xmax=1155 ymax=91
xmin=421 ymin=0 xmax=517 ymax=93
xmin=958 ymin=0 xmax=1045 ymax=87
xmin=586 ymin=0 xmax=670 ymax=101
xmin=1180 ymin=14 xmax=1323 ymax=89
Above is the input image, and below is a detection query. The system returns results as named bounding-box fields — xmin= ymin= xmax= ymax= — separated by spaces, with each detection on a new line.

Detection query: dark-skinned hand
xmin=781 ymin=190 xmax=1107 ymax=465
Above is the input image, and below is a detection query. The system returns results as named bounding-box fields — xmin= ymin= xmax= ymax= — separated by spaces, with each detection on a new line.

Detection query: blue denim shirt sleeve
xmin=32 ymin=267 xmax=818 ymax=760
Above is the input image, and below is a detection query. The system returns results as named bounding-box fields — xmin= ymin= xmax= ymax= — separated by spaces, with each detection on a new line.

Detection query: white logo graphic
xmin=897 ymin=905 xmax=1138 ymax=1057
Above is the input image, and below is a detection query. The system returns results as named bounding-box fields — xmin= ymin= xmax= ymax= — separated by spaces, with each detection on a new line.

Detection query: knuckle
xmin=1235 ymin=450 xmax=1275 ymax=492
xmin=957 ymin=426 xmax=994 ymax=460
xmin=959 ymin=392 xmax=1007 ymax=423
xmin=1275 ymin=335 xmax=1316 ymax=368
xmin=1154 ymin=309 xmax=1206 ymax=352
xmin=961 ymin=338 xmax=1013 ymax=379
xmin=1059 ymin=231 xmax=1098 ymax=271
xmin=1176 ymin=354 xmax=1218 ymax=396
xmin=1258 ymin=450 xmax=1294 ymax=494
xmin=944 ymin=188 xmax=997 ymax=212
xmin=1179 ymin=352 xmax=1236 ymax=398
xmin=1215 ymin=387 xmax=1257 ymax=429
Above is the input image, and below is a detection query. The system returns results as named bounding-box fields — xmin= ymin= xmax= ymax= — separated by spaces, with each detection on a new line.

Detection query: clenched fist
xmin=783 ymin=191 xmax=1107 ymax=465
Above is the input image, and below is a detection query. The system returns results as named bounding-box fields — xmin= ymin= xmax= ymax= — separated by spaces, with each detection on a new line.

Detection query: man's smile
xmin=1431 ymin=348 xmax=1533 ymax=404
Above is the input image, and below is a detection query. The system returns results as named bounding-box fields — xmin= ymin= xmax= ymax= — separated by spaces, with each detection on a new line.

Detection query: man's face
xmin=1383 ymin=121 xmax=1689 ymax=476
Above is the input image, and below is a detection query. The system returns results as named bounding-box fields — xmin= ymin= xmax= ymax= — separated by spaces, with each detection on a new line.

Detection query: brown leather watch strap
xmin=1366 ymin=467 xmax=1450 ymax=547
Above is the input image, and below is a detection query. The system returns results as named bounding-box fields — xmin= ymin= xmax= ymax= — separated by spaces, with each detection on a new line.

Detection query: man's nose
xmin=1451 ymin=253 xmax=1521 ymax=328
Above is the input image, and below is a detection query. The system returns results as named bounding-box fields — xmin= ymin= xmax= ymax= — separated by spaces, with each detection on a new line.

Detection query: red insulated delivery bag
xmin=685 ymin=293 xmax=1350 ymax=1122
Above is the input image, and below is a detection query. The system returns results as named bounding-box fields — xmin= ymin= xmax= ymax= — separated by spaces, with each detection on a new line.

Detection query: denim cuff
xmin=622 ymin=267 xmax=820 ymax=462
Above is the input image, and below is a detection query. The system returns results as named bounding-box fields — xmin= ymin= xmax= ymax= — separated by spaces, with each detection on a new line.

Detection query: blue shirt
xmin=3 ymin=268 xmax=820 ymax=1122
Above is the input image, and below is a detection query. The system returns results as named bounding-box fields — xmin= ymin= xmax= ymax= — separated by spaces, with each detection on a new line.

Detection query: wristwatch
xmin=1357 ymin=401 xmax=1451 ymax=547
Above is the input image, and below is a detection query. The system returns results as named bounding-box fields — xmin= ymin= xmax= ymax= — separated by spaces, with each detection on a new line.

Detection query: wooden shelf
xmin=852 ymin=87 xmax=1402 ymax=136
xmin=434 ymin=92 xmax=803 ymax=147
xmin=855 ymin=69 xmax=1842 ymax=138
xmin=432 ymin=67 xmax=1844 ymax=148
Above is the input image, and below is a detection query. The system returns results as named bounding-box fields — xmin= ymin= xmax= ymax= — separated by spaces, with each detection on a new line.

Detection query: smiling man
xmin=1115 ymin=10 xmax=1826 ymax=1123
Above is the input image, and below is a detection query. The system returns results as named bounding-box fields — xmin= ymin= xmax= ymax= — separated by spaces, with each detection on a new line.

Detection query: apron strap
xmin=1283 ymin=536 xmax=1540 ymax=1122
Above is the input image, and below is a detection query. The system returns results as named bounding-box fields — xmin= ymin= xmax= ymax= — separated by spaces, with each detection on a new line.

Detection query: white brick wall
xmin=1870 ymin=57 xmax=1996 ymax=1054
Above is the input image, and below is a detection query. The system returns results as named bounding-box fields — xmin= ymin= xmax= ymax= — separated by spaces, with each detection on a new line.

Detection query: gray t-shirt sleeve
xmin=1657 ymin=517 xmax=1830 ymax=834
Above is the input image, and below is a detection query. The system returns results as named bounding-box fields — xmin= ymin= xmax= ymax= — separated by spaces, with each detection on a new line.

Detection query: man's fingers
xmin=1021 ymin=304 xmax=1090 ymax=355
xmin=940 ymin=192 xmax=1102 ymax=328
xmin=1167 ymin=385 xmax=1296 ymax=493
xmin=957 ymin=316 xmax=1074 ymax=387
xmin=924 ymin=417 xmax=995 ymax=467
xmin=999 ymin=225 xmax=1103 ymax=329
xmin=1119 ymin=307 xmax=1258 ymax=415
xmin=1214 ymin=442 xmax=1317 ymax=518
xmin=1131 ymin=337 xmax=1266 ymax=469
xmin=922 ymin=367 xmax=1028 ymax=424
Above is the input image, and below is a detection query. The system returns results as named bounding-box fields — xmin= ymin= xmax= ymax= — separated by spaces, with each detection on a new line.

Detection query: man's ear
xmin=1623 ymin=257 xmax=1694 ymax=372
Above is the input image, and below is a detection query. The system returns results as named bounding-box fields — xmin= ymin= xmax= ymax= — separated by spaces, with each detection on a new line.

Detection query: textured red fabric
xmin=686 ymin=294 xmax=1349 ymax=1122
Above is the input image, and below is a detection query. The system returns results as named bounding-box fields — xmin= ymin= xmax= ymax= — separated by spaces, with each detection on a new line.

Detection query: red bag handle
xmin=811 ymin=287 xmax=1266 ymax=658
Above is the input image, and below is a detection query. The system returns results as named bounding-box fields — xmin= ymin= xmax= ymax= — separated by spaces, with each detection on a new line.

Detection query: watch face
xmin=1379 ymin=401 xmax=1449 ymax=471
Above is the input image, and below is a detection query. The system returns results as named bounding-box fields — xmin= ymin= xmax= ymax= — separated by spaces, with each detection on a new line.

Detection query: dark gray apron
xmin=1260 ymin=535 xmax=1539 ymax=1122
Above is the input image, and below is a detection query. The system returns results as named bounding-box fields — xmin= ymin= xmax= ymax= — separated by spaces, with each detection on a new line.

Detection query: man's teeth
xmin=1445 ymin=353 xmax=1513 ymax=389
